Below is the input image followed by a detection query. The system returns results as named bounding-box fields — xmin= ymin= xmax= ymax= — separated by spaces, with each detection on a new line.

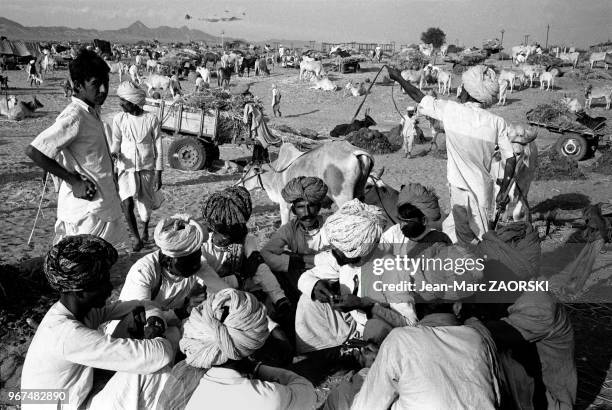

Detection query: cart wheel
xmin=168 ymin=137 xmax=207 ymax=171
xmin=555 ymin=134 xmax=588 ymax=161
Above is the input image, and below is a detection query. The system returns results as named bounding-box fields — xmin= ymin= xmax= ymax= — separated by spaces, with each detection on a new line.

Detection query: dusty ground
xmin=1 ymin=58 xmax=612 ymax=408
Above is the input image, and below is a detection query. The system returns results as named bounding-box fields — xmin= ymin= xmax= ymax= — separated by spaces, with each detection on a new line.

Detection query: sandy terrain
xmin=1 ymin=58 xmax=612 ymax=408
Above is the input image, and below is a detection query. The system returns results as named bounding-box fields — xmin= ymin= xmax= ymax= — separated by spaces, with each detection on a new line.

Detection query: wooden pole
xmin=351 ymin=65 xmax=387 ymax=122
xmin=545 ymin=24 xmax=550 ymax=50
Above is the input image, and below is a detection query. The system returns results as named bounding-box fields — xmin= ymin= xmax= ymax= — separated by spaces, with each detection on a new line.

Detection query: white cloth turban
xmin=180 ymin=289 xmax=270 ymax=368
xmin=461 ymin=65 xmax=499 ymax=106
xmin=323 ymin=199 xmax=386 ymax=258
xmin=154 ymin=214 xmax=207 ymax=258
xmin=117 ymin=81 xmax=146 ymax=107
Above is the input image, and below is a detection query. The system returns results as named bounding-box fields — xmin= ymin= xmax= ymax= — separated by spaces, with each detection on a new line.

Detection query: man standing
xmin=388 ymin=64 xmax=518 ymax=245
xmin=400 ymin=106 xmax=418 ymax=158
xmin=261 ymin=176 xmax=331 ymax=304
xmin=111 ymin=81 xmax=164 ymax=251
xmin=26 ymin=49 xmax=126 ymax=249
xmin=271 ymin=83 xmax=282 ymax=117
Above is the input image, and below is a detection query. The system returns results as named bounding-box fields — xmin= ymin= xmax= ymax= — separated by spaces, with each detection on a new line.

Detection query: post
xmin=545 ymin=24 xmax=550 ymax=49
xmin=500 ymin=29 xmax=505 ymax=47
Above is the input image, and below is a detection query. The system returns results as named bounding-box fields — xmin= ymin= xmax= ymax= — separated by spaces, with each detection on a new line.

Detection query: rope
xmin=28 ymin=173 xmax=48 ymax=246
xmin=351 ymin=64 xmax=388 ymax=122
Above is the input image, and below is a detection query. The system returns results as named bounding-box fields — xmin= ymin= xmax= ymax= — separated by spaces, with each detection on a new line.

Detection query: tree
xmin=421 ymin=27 xmax=446 ymax=49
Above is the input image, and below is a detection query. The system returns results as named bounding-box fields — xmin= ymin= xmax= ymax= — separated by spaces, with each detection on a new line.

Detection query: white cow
xmin=196 ymin=67 xmax=211 ymax=84
xmin=399 ymin=68 xmax=427 ymax=91
xmin=299 ymin=60 xmax=325 ymax=81
xmin=585 ymin=84 xmax=612 ymax=110
xmin=499 ymin=70 xmax=521 ymax=93
xmin=519 ymin=64 xmax=544 ymax=88
xmin=146 ymin=59 xmax=159 ymax=74
xmin=106 ymin=61 xmax=127 ymax=83
xmin=310 ymin=76 xmax=338 ymax=91
xmin=140 ymin=74 xmax=180 ymax=98
xmin=556 ymin=50 xmax=580 ymax=68
xmin=344 ymin=80 xmax=366 ymax=97
xmin=497 ymin=79 xmax=510 ymax=105
xmin=419 ymin=43 xmax=434 ymax=57
xmin=436 ymin=70 xmax=452 ymax=95
xmin=539 ymin=71 xmax=556 ymax=91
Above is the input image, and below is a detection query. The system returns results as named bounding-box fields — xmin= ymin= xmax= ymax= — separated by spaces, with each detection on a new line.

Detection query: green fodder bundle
xmin=346 ymin=128 xmax=400 ymax=154
xmin=397 ymin=51 xmax=429 ymax=70
xmin=536 ymin=149 xmax=586 ymax=181
xmin=526 ymin=103 xmax=591 ymax=133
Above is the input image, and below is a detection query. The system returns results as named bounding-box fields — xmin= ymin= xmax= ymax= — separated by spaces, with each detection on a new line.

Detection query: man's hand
xmin=155 ymin=170 xmax=162 ymax=191
xmin=312 ymin=280 xmax=336 ymax=304
xmin=496 ymin=190 xmax=510 ymax=208
xmin=69 ymin=173 xmax=97 ymax=200
xmin=332 ymin=294 xmax=371 ymax=313
xmin=386 ymin=66 xmax=404 ymax=83
xmin=143 ymin=316 xmax=166 ymax=339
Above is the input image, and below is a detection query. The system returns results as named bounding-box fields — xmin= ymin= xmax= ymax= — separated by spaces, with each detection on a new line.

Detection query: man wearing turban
xmin=351 ymin=243 xmax=504 ymax=410
xmin=111 ymin=80 xmax=164 ymax=251
xmin=261 ymin=176 xmax=332 ymax=305
xmin=387 ymin=65 xmax=520 ymax=245
xmin=201 ymin=186 xmax=293 ymax=350
xmin=294 ymin=199 xmax=417 ymax=354
xmin=157 ymin=289 xmax=316 ymax=409
xmin=112 ymin=214 xmax=229 ymax=332
xmin=21 ymin=235 xmax=180 ymax=410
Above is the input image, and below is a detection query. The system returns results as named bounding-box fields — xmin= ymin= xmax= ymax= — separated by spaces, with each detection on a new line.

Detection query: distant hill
xmin=0 ymin=17 xmax=221 ymax=43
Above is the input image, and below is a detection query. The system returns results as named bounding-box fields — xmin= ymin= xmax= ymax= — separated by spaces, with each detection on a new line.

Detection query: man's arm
xmin=260 ymin=225 xmax=293 ymax=272
xmin=152 ymin=117 xmax=163 ymax=189
xmin=496 ymin=156 xmax=517 ymax=205
xmin=386 ymin=66 xmax=425 ymax=103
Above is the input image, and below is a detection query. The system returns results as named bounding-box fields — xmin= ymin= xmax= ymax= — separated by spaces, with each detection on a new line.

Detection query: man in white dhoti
xmin=21 ymin=235 xmax=179 ymax=410
xmin=111 ymin=81 xmax=164 ymax=251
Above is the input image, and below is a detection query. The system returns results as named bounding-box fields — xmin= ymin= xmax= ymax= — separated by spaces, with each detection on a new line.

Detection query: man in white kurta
xmin=26 ymin=50 xmax=126 ymax=250
xmin=21 ymin=235 xmax=178 ymax=410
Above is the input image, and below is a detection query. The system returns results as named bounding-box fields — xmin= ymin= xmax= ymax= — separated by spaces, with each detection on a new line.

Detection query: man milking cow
xmin=387 ymin=65 xmax=537 ymax=245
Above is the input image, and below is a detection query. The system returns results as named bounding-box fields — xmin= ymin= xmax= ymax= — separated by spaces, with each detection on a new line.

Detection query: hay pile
xmin=483 ymin=39 xmax=503 ymax=52
xmin=397 ymin=50 xmax=429 ymax=70
xmin=526 ymin=54 xmax=565 ymax=67
xmin=536 ymin=149 xmax=586 ymax=181
xmin=178 ymin=89 xmax=261 ymax=143
xmin=526 ymin=103 xmax=591 ymax=133
xmin=447 ymin=51 xmax=487 ymax=69
xmin=346 ymin=128 xmax=400 ymax=154
xmin=590 ymin=145 xmax=612 ymax=175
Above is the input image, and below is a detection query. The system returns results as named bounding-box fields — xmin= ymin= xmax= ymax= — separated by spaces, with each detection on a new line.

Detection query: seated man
xmin=113 ymin=214 xmax=229 ymax=330
xmin=351 ymin=248 xmax=502 ymax=409
xmin=158 ymin=288 xmax=316 ymax=410
xmin=200 ymin=186 xmax=290 ymax=313
xmin=295 ymin=199 xmax=416 ymax=354
xmin=261 ymin=176 xmax=331 ymax=304
xmin=21 ymin=235 xmax=179 ymax=410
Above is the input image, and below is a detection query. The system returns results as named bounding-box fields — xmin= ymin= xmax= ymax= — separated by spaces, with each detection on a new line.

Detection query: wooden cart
xmin=144 ymin=97 xmax=223 ymax=171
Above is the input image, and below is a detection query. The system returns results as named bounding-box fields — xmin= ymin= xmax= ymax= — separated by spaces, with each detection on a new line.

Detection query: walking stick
xmin=28 ymin=173 xmax=49 ymax=246
xmin=351 ymin=64 xmax=388 ymax=122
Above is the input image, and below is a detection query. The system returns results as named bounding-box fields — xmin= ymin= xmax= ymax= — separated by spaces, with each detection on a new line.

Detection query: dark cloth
xmin=251 ymin=144 xmax=269 ymax=164
xmin=407 ymin=230 xmax=453 ymax=258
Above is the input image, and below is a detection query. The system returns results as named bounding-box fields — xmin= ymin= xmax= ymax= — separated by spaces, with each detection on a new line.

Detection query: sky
xmin=2 ymin=0 xmax=611 ymax=47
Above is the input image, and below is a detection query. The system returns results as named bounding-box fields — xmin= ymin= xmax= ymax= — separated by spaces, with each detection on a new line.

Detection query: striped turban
xmin=462 ymin=65 xmax=499 ymax=106
xmin=281 ymin=176 xmax=328 ymax=204
xmin=323 ymin=199 xmax=386 ymax=258
xmin=397 ymin=183 xmax=441 ymax=221
xmin=180 ymin=289 xmax=269 ymax=368
xmin=44 ymin=234 xmax=117 ymax=292
xmin=201 ymin=186 xmax=252 ymax=235
xmin=413 ymin=243 xmax=484 ymax=301
xmin=117 ymin=81 xmax=146 ymax=107
xmin=154 ymin=214 xmax=207 ymax=258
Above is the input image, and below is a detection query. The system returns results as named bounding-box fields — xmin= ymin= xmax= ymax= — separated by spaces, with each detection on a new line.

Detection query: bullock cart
xmin=527 ymin=106 xmax=607 ymax=160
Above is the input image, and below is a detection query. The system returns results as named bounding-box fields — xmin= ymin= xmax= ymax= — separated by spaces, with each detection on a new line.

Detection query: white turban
xmin=461 ymin=65 xmax=499 ymax=106
xmin=180 ymin=289 xmax=269 ymax=368
xmin=117 ymin=81 xmax=146 ymax=107
xmin=154 ymin=214 xmax=206 ymax=258
xmin=323 ymin=199 xmax=386 ymax=258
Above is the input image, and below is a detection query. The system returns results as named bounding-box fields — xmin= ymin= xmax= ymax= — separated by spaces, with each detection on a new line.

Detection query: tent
xmin=0 ymin=39 xmax=42 ymax=57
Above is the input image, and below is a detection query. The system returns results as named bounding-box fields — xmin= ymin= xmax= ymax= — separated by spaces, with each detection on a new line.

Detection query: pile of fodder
xmin=526 ymin=53 xmax=566 ymax=67
xmin=535 ymin=148 xmax=586 ymax=181
xmin=589 ymin=144 xmax=612 ymax=175
xmin=565 ymin=68 xmax=612 ymax=81
xmin=346 ymin=128 xmax=400 ymax=154
xmin=526 ymin=103 xmax=591 ymax=133
xmin=396 ymin=50 xmax=429 ymax=70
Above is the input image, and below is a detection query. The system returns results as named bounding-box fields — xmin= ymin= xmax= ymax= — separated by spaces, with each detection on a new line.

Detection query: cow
xmin=309 ymin=76 xmax=338 ymax=91
xmin=239 ymin=56 xmax=258 ymax=77
xmin=556 ymin=50 xmax=580 ymax=68
xmin=344 ymin=80 xmax=367 ymax=97
xmin=196 ymin=67 xmax=211 ymax=85
xmin=539 ymin=71 xmax=556 ymax=91
xmin=299 ymin=60 xmax=325 ymax=81
xmin=436 ymin=70 xmax=452 ymax=95
xmin=140 ymin=74 xmax=180 ymax=98
xmin=585 ymin=84 xmax=612 ymax=110
xmin=254 ymin=58 xmax=270 ymax=76
xmin=497 ymin=79 xmax=510 ymax=105
xmin=499 ymin=70 xmax=521 ymax=93
xmin=0 ymin=95 xmax=44 ymax=121
xmin=106 ymin=61 xmax=128 ymax=82
xmin=518 ymin=64 xmax=544 ymax=88
xmin=589 ymin=52 xmax=609 ymax=69
xmin=217 ymin=66 xmax=232 ymax=87
xmin=201 ymin=52 xmax=220 ymax=68
xmin=146 ymin=59 xmax=159 ymax=74
xmin=237 ymin=141 xmax=374 ymax=225
xmin=399 ymin=68 xmax=428 ymax=91
xmin=330 ymin=108 xmax=376 ymax=138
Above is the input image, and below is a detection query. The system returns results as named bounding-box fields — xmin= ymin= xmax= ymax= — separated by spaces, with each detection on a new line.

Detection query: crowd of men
xmin=20 ymin=48 xmax=576 ymax=409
